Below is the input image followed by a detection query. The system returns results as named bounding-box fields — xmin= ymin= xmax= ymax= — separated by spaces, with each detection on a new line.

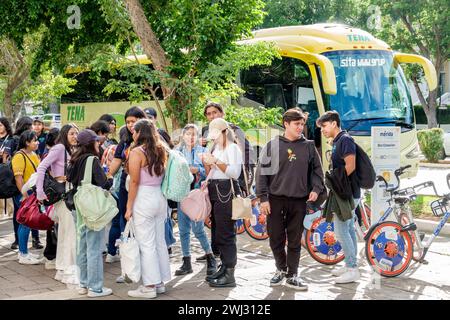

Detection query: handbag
xmin=230 ymin=164 xmax=253 ymax=221
xmin=180 ymin=170 xmax=212 ymax=222
xmin=16 ymin=193 xmax=54 ymax=230
xmin=41 ymin=151 xmax=68 ymax=206
xmin=120 ymin=218 xmax=141 ymax=283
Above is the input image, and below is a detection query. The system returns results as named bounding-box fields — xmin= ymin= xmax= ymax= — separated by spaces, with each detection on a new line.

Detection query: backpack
xmin=161 ymin=149 xmax=193 ymax=202
xmin=355 ymin=143 xmax=376 ymax=189
xmin=0 ymin=161 xmax=21 ymax=199
xmin=74 ymin=156 xmax=118 ymax=231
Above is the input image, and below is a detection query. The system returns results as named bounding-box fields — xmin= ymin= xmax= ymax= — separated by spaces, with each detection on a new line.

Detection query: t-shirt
xmin=114 ymin=140 xmax=131 ymax=188
xmin=11 ymin=151 xmax=40 ymax=183
xmin=36 ymin=132 xmax=48 ymax=158
xmin=331 ymin=130 xmax=360 ymax=198
xmin=210 ymin=143 xmax=243 ymax=180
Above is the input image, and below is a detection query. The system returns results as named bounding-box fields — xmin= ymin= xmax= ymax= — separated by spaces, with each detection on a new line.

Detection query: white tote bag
xmin=120 ymin=219 xmax=141 ymax=283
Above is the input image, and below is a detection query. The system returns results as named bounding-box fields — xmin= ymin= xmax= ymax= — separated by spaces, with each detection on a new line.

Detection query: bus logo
xmin=346 ymin=34 xmax=372 ymax=42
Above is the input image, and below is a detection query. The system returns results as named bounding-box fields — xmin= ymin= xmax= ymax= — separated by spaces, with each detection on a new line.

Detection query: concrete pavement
xmin=1 ymin=214 xmax=449 ymax=300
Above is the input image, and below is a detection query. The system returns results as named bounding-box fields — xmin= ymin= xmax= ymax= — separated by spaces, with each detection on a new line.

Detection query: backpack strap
xmin=81 ymin=156 xmax=96 ymax=185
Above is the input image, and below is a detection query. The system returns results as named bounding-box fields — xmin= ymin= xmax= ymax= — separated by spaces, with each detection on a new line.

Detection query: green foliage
xmin=417 ymin=128 xmax=445 ymax=163
xmin=261 ymin=0 xmax=372 ymax=29
xmin=224 ymin=105 xmax=283 ymax=131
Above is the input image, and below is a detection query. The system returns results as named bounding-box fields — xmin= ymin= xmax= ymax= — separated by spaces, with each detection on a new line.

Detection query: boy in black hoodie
xmin=256 ymin=108 xmax=324 ymax=290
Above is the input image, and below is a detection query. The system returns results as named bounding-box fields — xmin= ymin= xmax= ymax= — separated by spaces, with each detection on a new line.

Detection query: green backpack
xmin=74 ymin=156 xmax=118 ymax=231
xmin=161 ymin=149 xmax=193 ymax=202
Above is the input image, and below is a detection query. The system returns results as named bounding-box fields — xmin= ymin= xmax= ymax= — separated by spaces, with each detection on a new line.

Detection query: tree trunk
xmin=124 ymin=0 xmax=184 ymax=129
xmin=426 ymin=90 xmax=438 ymax=129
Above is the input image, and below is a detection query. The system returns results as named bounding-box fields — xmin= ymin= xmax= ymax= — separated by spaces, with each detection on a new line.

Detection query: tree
xmin=261 ymin=0 xmax=371 ymax=29
xmin=372 ymin=0 xmax=450 ymax=128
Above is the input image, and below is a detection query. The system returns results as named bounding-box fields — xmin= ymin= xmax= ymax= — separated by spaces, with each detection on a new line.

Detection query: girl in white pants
xmin=125 ymin=119 xmax=171 ymax=299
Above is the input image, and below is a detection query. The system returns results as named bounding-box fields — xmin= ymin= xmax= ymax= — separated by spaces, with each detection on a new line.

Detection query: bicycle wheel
xmin=399 ymin=212 xmax=425 ymax=262
xmin=235 ymin=219 xmax=245 ymax=234
xmin=305 ymin=217 xmax=345 ymax=265
xmin=365 ymin=221 xmax=413 ymax=277
xmin=243 ymin=207 xmax=269 ymax=240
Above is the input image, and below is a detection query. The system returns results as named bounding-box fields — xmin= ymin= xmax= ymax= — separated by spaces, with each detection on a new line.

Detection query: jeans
xmin=333 ymin=198 xmax=360 ymax=269
xmin=177 ymin=203 xmax=212 ymax=257
xmin=164 ymin=208 xmax=176 ymax=248
xmin=13 ymin=194 xmax=38 ymax=245
xmin=107 ymin=195 xmax=121 ymax=256
xmin=77 ymin=225 xmax=105 ymax=293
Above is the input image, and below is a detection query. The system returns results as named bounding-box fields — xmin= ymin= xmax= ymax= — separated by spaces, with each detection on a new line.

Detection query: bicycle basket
xmin=430 ymin=198 xmax=449 ymax=217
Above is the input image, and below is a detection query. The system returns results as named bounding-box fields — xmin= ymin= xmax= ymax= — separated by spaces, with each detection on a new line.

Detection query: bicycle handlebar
xmin=375 ymin=165 xmax=412 ymax=193
xmin=412 ymin=181 xmax=439 ymax=197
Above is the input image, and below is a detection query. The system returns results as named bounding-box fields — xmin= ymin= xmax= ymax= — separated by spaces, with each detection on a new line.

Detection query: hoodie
xmin=256 ymin=135 xmax=324 ymax=202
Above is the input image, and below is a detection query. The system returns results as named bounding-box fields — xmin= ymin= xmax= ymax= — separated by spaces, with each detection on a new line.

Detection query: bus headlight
xmin=406 ymin=146 xmax=420 ymax=159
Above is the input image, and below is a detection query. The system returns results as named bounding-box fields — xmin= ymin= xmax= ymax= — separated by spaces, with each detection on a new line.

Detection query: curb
xmin=415 ymin=218 xmax=450 ymax=237
xmin=419 ymin=162 xmax=450 ymax=169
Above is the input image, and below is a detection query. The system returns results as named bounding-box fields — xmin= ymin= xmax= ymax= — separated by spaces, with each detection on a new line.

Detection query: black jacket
xmin=325 ymin=166 xmax=353 ymax=200
xmin=67 ymin=153 xmax=113 ymax=191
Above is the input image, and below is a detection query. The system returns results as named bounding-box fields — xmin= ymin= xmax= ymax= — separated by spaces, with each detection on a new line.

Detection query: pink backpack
xmin=180 ymin=170 xmax=213 ymax=222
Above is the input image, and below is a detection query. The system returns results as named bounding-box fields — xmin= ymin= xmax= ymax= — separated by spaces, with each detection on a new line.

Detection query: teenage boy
xmin=256 ymin=108 xmax=325 ymax=290
xmin=316 ymin=111 xmax=360 ymax=284
xmin=32 ymin=117 xmax=48 ymax=159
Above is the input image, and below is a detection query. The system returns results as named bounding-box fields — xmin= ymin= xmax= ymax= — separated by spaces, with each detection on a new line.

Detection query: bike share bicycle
xmin=365 ymin=171 xmax=450 ymax=277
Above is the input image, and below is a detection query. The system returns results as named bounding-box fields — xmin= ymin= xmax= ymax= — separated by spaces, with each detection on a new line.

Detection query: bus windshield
xmin=321 ymin=50 xmax=414 ymax=134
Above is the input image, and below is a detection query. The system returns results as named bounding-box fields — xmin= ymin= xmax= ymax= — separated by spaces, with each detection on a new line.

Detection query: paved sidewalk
xmin=0 ymin=215 xmax=449 ymax=300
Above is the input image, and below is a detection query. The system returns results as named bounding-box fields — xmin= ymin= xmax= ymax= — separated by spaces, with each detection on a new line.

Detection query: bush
xmin=417 ymin=128 xmax=445 ymax=162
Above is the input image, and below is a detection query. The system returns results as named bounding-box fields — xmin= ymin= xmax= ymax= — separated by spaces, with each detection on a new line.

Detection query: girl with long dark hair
xmin=67 ymin=129 xmax=114 ymax=297
xmin=0 ymin=117 xmax=13 ymax=163
xmin=35 ymin=124 xmax=79 ymax=284
xmin=124 ymin=119 xmax=170 ymax=299
xmin=106 ymin=107 xmax=146 ymax=269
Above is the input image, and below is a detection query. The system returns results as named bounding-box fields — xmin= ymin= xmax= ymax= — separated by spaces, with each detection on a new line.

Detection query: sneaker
xmin=78 ymin=287 xmax=88 ymax=295
xmin=331 ymin=266 xmax=348 ymax=277
xmin=18 ymin=252 xmax=42 ymax=260
xmin=156 ymin=282 xmax=166 ymax=294
xmin=10 ymin=241 xmax=18 ymax=250
xmin=285 ymin=275 xmax=308 ymax=291
xmin=54 ymin=270 xmax=64 ymax=281
xmin=87 ymin=287 xmax=113 ymax=298
xmin=270 ymin=270 xmax=286 ymax=287
xmin=335 ymin=268 xmax=360 ymax=284
xmin=32 ymin=239 xmax=44 ymax=249
xmin=128 ymin=285 xmax=157 ymax=299
xmin=44 ymin=258 xmax=56 ymax=270
xmin=18 ymin=254 xmax=42 ymax=265
xmin=105 ymin=254 xmax=120 ymax=263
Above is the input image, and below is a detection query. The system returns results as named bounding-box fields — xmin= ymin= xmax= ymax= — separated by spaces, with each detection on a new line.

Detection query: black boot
xmin=208 ymin=267 xmax=236 ymax=288
xmin=175 ymin=256 xmax=193 ymax=276
xmin=205 ymin=264 xmax=225 ymax=282
xmin=206 ymin=253 xmax=217 ymax=276
xmin=32 ymin=238 xmax=43 ymax=249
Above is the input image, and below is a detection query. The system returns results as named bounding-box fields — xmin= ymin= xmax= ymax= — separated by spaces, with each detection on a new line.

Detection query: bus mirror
xmin=394 ymin=52 xmax=438 ymax=91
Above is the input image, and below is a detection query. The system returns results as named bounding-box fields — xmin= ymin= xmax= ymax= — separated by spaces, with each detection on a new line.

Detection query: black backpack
xmin=0 ymin=161 xmax=21 ymax=199
xmin=355 ymin=143 xmax=376 ymax=189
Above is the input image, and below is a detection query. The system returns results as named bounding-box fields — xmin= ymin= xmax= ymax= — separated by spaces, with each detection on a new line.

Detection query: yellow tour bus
xmin=61 ymin=23 xmax=437 ymax=178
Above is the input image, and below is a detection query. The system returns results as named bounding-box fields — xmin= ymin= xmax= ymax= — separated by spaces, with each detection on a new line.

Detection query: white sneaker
xmin=335 ymin=268 xmax=360 ymax=284
xmin=128 ymin=285 xmax=157 ymax=299
xmin=87 ymin=287 xmax=113 ymax=298
xmin=156 ymin=282 xmax=166 ymax=294
xmin=105 ymin=254 xmax=120 ymax=263
xmin=44 ymin=258 xmax=56 ymax=270
xmin=331 ymin=266 xmax=348 ymax=277
xmin=18 ymin=254 xmax=42 ymax=265
xmin=78 ymin=287 xmax=88 ymax=295
xmin=54 ymin=270 xmax=64 ymax=281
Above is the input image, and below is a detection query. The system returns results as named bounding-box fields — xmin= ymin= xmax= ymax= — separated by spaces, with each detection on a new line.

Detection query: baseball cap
xmin=144 ymin=107 xmax=157 ymax=119
xmin=77 ymin=129 xmax=100 ymax=146
xmin=207 ymin=118 xmax=229 ymax=140
xmin=32 ymin=116 xmax=44 ymax=124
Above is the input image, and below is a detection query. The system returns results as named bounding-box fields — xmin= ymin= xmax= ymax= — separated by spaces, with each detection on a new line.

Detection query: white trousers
xmin=54 ymin=200 xmax=79 ymax=285
xmin=133 ymin=186 xmax=171 ymax=286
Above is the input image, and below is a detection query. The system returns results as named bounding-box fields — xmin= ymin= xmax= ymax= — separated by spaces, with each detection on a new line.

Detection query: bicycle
xmin=364 ymin=171 xmax=448 ymax=277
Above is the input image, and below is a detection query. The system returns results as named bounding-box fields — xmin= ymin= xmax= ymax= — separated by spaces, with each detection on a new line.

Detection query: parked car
xmin=42 ymin=113 xmax=61 ymax=129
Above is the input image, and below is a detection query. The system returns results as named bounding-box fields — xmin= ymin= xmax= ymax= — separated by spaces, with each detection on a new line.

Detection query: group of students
xmin=1 ymin=102 xmax=362 ymax=298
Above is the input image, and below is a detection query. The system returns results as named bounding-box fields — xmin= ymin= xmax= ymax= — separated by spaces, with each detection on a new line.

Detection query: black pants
xmin=208 ymin=179 xmax=241 ymax=268
xmin=44 ymin=226 xmax=57 ymax=260
xmin=267 ymin=195 xmax=307 ymax=277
